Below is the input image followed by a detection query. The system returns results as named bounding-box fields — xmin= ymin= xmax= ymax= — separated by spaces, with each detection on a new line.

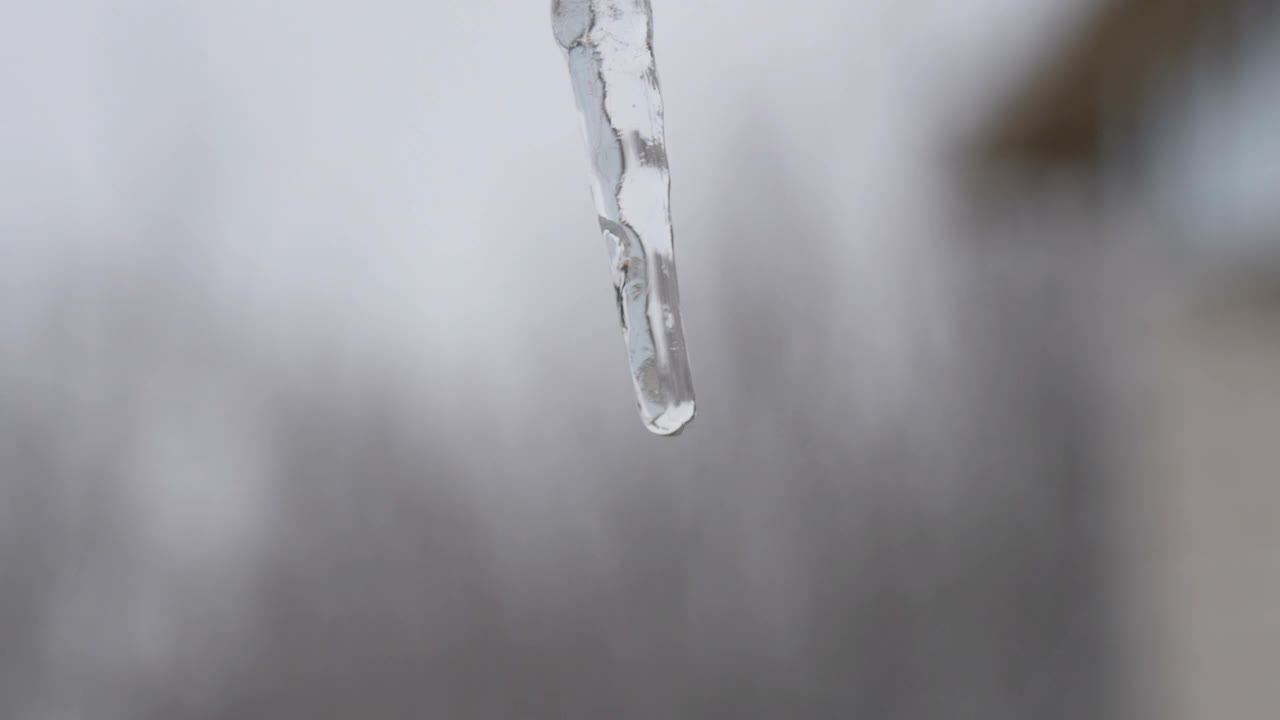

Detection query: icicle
xmin=552 ymin=0 xmax=696 ymax=436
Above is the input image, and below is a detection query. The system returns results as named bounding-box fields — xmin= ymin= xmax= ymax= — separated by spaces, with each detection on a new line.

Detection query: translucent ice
xmin=552 ymin=0 xmax=696 ymax=436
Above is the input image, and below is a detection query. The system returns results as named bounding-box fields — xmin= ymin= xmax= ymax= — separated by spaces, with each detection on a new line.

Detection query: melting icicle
xmin=552 ymin=0 xmax=696 ymax=436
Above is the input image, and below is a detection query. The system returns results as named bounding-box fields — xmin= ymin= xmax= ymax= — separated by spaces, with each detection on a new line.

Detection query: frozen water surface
xmin=552 ymin=0 xmax=696 ymax=436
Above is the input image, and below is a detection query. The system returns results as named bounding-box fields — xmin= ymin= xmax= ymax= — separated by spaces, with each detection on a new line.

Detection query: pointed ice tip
xmin=642 ymin=399 xmax=696 ymax=437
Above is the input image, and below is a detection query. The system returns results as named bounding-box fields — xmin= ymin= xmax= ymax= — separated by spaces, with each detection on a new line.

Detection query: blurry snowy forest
xmin=1 ymin=2 xmax=1123 ymax=718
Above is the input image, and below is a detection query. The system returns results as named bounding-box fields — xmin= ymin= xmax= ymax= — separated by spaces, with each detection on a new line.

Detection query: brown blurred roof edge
xmin=975 ymin=0 xmax=1245 ymax=167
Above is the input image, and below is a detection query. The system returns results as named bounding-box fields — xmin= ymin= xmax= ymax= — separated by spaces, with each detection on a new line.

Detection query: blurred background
xmin=1 ymin=0 xmax=1277 ymax=718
